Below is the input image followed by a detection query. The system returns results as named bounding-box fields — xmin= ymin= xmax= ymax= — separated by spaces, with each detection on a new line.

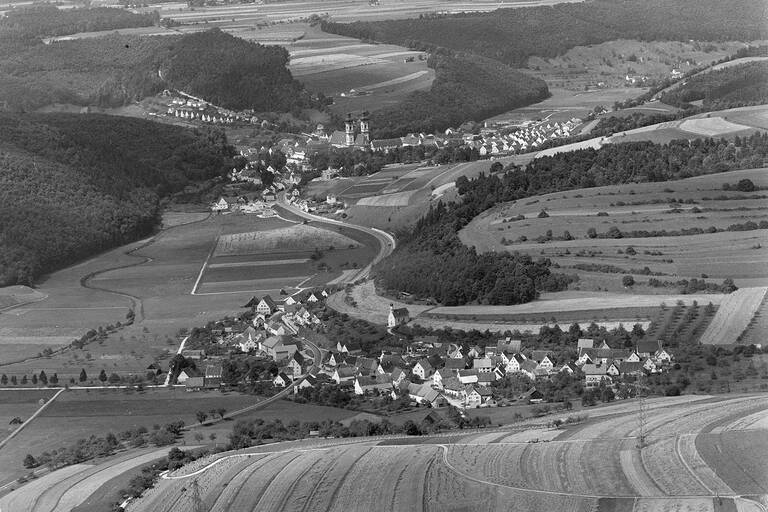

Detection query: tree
xmin=736 ymin=178 xmax=756 ymax=192
xmin=108 ymin=373 xmax=122 ymax=384
xmin=209 ymin=433 xmax=217 ymax=443
xmin=50 ymin=373 xmax=58 ymax=385
xmin=39 ymin=371 xmax=48 ymax=386
xmin=587 ymin=227 xmax=597 ymax=239
xmin=23 ymin=454 xmax=38 ymax=469
xmin=98 ymin=370 xmax=108 ymax=383
xmin=11 ymin=376 xmax=17 ymax=385
xmin=194 ymin=432 xmax=204 ymax=442
xmin=0 ymin=374 xmax=7 ymax=385
xmin=216 ymin=408 xmax=226 ymax=419
xmin=622 ymin=275 xmax=635 ymax=287
xmin=31 ymin=374 xmax=38 ymax=385
xmin=196 ymin=411 xmax=208 ymax=424
xmin=79 ymin=369 xmax=87 ymax=383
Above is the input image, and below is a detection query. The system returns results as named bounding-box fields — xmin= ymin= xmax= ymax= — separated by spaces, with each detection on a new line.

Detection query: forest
xmin=368 ymin=49 xmax=548 ymax=138
xmin=0 ymin=5 xmax=157 ymax=42
xmin=0 ymin=28 xmax=312 ymax=113
xmin=660 ymin=61 xmax=768 ymax=109
xmin=375 ymin=133 xmax=768 ymax=305
xmin=322 ymin=0 xmax=766 ymax=68
xmin=0 ymin=113 xmax=235 ymax=286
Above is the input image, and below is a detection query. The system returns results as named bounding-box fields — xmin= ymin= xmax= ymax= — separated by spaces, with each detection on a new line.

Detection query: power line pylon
xmin=637 ymin=395 xmax=647 ymax=449
xmin=190 ymin=478 xmax=205 ymax=512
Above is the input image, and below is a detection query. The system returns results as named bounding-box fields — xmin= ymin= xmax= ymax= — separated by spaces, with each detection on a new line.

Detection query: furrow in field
xmin=640 ymin=437 xmax=707 ymax=495
xmin=208 ymin=452 xmax=284 ymax=512
xmin=619 ymin=445 xmax=664 ymax=496
xmin=677 ymin=435 xmax=733 ymax=495
xmin=252 ymin=450 xmax=325 ymax=511
xmin=0 ymin=465 xmax=91 ymax=512
xmin=228 ymin=452 xmax=302 ymax=511
xmin=304 ymin=445 xmax=371 ymax=512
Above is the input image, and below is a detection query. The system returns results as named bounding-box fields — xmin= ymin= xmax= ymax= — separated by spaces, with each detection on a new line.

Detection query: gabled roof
xmin=582 ymin=363 xmax=607 ymax=376
xmin=415 ymin=359 xmax=434 ymax=373
xmin=291 ymin=351 xmax=305 ymax=365
xmin=334 ymin=366 xmax=358 ymax=378
xmin=442 ymin=377 xmax=464 ymax=391
xmin=391 ymin=307 xmax=409 ymax=319
xmin=619 ymin=361 xmax=645 ymax=374
xmin=445 ymin=358 xmax=467 ymax=370
xmin=259 ymin=295 xmax=278 ymax=309
xmin=473 ymin=358 xmax=493 ymax=369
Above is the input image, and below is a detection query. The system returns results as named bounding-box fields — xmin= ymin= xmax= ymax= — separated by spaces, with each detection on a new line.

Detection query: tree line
xmin=322 ymin=0 xmax=766 ymax=69
xmin=0 ymin=113 xmax=235 ymax=286
xmin=660 ymin=61 xmax=768 ymax=109
xmin=374 ymin=133 xmax=768 ymax=305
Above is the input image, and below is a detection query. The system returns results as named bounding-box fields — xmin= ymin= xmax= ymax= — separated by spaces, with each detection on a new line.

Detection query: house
xmin=356 ymin=357 xmax=380 ymax=376
xmin=413 ymin=359 xmax=434 ymax=380
xmin=256 ymin=295 xmax=278 ymax=315
xmin=448 ymin=345 xmax=464 ymax=359
xmin=582 ymin=364 xmax=610 ymax=388
xmin=432 ymin=367 xmax=449 ymax=389
xmin=560 ymin=362 xmax=580 ymax=374
xmin=294 ymin=375 xmax=318 ymax=393
xmin=182 ymin=349 xmax=205 ymax=360
xmin=284 ymin=296 xmax=297 ymax=306
xmin=497 ymin=337 xmax=522 ymax=354
xmin=654 ymin=347 xmax=673 ymax=364
xmin=445 ymin=357 xmax=467 ymax=372
xmin=289 ymin=352 xmax=305 ymax=376
xmin=354 ymin=374 xmax=393 ymax=395
xmin=618 ymin=361 xmax=645 ymax=377
xmin=205 ymin=365 xmax=223 ymax=388
xmin=407 ymin=382 xmax=443 ymax=406
xmin=211 ymin=197 xmax=229 ymax=212
xmin=307 ymin=293 xmax=319 ymax=303
xmin=391 ymin=367 xmax=408 ymax=386
xmin=458 ymin=369 xmax=479 ymax=384
xmin=185 ymin=376 xmax=205 ymax=391
xmin=472 ymin=358 xmax=494 ymax=373
xmin=332 ymin=366 xmax=358 ymax=384
xmin=261 ymin=335 xmax=298 ymax=361
xmin=518 ymin=387 xmax=544 ymax=403
xmin=387 ymin=305 xmax=410 ymax=328
xmin=577 ymin=338 xmax=594 ymax=350
xmin=177 ymin=367 xmax=201 ymax=384
xmin=505 ymin=354 xmax=527 ymax=373
xmin=477 ymin=372 xmax=496 ymax=386
xmin=274 ymin=372 xmax=292 ymax=387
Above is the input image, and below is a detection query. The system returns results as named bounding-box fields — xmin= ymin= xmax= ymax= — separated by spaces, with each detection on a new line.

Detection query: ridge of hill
xmin=0 ymin=28 xmax=312 ymax=113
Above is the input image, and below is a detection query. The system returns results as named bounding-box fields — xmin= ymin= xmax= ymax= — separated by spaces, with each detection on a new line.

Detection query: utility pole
xmin=190 ymin=479 xmax=205 ymax=512
xmin=637 ymin=395 xmax=647 ymax=449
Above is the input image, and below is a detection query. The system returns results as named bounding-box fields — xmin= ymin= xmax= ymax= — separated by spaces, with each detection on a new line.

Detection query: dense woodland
xmin=0 ymin=23 xmax=311 ymax=112
xmin=660 ymin=61 xmax=768 ymax=109
xmin=0 ymin=5 xmax=156 ymax=43
xmin=0 ymin=113 xmax=235 ymax=286
xmin=368 ymin=50 xmax=548 ymax=138
xmin=375 ymin=134 xmax=768 ymax=305
xmin=322 ymin=0 xmax=766 ymax=68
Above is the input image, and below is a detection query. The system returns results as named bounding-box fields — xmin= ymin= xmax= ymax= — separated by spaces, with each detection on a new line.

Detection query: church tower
xmin=359 ymin=111 xmax=370 ymax=145
xmin=345 ymin=113 xmax=355 ymax=146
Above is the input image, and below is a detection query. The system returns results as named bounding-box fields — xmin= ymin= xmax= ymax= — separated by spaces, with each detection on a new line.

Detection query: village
xmin=173 ymin=290 xmax=675 ymax=411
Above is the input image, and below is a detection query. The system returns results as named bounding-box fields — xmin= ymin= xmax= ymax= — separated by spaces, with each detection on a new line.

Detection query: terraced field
xmin=699 ymin=287 xmax=768 ymax=345
xmin=118 ymin=395 xmax=768 ymax=512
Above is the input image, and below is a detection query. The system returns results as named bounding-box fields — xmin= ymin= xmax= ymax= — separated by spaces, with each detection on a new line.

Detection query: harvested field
xmin=699 ymin=287 xmax=768 ymax=345
xmin=356 ymin=191 xmax=415 ymax=207
xmin=679 ymin=117 xmax=754 ymax=137
xmin=214 ymin=224 xmax=359 ymax=255
xmin=0 ymin=389 xmax=57 ymax=441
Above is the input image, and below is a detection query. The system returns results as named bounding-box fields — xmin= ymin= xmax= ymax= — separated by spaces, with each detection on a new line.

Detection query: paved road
xmin=276 ymin=194 xmax=396 ymax=282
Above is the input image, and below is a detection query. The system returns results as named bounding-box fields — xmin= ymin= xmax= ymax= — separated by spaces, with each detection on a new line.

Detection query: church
xmin=329 ymin=112 xmax=371 ymax=149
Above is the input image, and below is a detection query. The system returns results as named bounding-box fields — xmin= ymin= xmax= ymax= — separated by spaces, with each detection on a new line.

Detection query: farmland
xmin=112 ymin=394 xmax=768 ymax=512
xmin=460 ymin=167 xmax=768 ymax=293
xmin=0 ymin=389 xmax=57 ymax=441
xmin=0 ymin=208 xmax=380 ymax=376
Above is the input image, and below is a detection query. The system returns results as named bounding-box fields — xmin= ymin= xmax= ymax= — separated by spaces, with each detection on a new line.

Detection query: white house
xmin=387 ymin=305 xmax=410 ymax=328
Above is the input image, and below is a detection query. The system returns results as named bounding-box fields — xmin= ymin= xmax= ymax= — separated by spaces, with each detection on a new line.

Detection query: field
xmin=0 ymin=387 xmax=260 ymax=487
xmin=699 ymin=287 xmax=768 ymax=345
xmin=460 ymin=167 xmax=768 ymax=293
xmin=0 ymin=390 xmax=57 ymax=442
xmin=524 ymin=39 xmax=755 ymax=92
xmin=0 ymin=208 xmax=380 ymax=376
xmin=110 ymin=394 xmax=768 ymax=512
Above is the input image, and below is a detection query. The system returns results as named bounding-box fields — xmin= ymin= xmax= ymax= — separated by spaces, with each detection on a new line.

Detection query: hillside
xmin=0 ymin=113 xmax=235 ymax=286
xmin=0 ymin=28 xmax=310 ymax=112
xmin=322 ymin=0 xmax=767 ymax=68
xmin=118 ymin=395 xmax=768 ymax=512
xmin=369 ymin=50 xmax=548 ymax=138
xmin=660 ymin=60 xmax=768 ymax=109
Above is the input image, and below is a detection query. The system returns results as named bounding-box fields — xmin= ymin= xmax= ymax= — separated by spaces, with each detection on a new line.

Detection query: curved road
xmin=276 ymin=194 xmax=396 ymax=282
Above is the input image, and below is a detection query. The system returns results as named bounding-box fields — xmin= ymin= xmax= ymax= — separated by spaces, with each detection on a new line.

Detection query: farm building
xmin=261 ymin=335 xmax=298 ymax=361
xmin=387 ymin=305 xmax=410 ymax=328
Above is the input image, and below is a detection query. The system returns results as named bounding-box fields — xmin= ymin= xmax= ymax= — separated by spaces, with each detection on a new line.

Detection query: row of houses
xmin=292 ymin=335 xmax=674 ymax=409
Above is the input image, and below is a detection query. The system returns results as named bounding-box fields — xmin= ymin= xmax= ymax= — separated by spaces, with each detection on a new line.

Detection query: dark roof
xmin=260 ymin=295 xmax=278 ymax=309
xmin=185 ymin=377 xmax=205 ymax=388
xmin=391 ymin=307 xmax=409 ymax=319
xmin=445 ymin=358 xmax=467 ymax=370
